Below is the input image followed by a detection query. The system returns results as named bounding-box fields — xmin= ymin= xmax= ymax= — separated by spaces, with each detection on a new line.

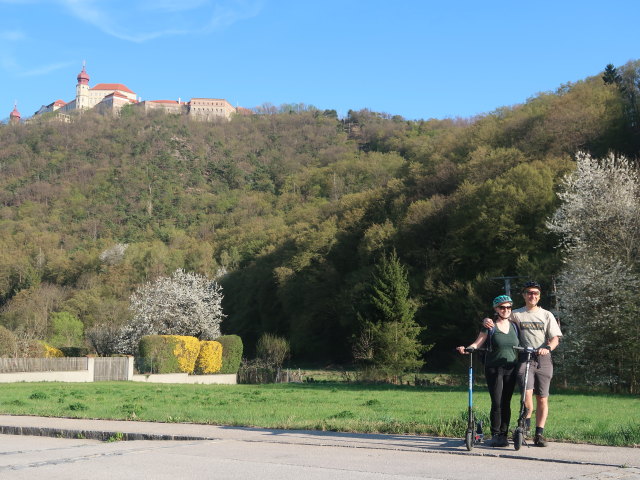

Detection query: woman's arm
xmin=456 ymin=331 xmax=488 ymax=354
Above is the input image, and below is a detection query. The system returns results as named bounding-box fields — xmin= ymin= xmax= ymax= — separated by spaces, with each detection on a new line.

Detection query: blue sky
xmin=2 ymin=0 xmax=640 ymax=121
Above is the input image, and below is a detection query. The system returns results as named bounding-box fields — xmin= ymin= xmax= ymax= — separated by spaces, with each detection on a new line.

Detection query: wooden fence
xmin=0 ymin=356 xmax=134 ymax=383
xmin=94 ymin=357 xmax=130 ymax=381
xmin=0 ymin=357 xmax=88 ymax=373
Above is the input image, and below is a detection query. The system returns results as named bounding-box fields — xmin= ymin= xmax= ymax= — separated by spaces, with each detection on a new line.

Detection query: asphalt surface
xmin=0 ymin=414 xmax=637 ymax=468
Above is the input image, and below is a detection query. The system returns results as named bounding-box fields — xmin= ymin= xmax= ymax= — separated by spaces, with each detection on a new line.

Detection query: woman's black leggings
xmin=485 ymin=365 xmax=517 ymax=436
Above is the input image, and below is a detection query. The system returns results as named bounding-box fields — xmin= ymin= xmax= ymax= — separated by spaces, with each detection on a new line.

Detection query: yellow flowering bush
xmin=42 ymin=342 xmax=64 ymax=358
xmin=195 ymin=340 xmax=223 ymax=374
xmin=169 ymin=335 xmax=201 ymax=374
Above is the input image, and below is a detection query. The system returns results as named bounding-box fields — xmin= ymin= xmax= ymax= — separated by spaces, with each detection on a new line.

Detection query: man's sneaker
xmin=534 ymin=434 xmax=548 ymax=447
xmin=487 ymin=435 xmax=509 ymax=447
xmin=485 ymin=436 xmax=499 ymax=447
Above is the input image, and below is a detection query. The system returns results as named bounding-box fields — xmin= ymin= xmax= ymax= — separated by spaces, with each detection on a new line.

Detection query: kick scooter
xmin=463 ymin=347 xmax=485 ymax=451
xmin=512 ymin=346 xmax=537 ymax=450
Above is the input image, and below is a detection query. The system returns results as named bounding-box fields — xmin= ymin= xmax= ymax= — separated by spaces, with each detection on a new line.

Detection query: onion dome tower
xmin=76 ymin=62 xmax=90 ymax=110
xmin=9 ymin=102 xmax=20 ymax=124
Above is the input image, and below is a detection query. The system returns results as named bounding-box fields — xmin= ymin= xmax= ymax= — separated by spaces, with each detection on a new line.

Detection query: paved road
xmin=0 ymin=416 xmax=638 ymax=479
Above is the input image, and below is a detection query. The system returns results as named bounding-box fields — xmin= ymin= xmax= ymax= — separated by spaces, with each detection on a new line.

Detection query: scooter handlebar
xmin=463 ymin=347 xmax=487 ymax=353
xmin=513 ymin=346 xmax=538 ymax=353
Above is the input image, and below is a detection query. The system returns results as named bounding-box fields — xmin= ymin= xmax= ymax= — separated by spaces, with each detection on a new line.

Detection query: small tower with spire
xmin=9 ymin=102 xmax=21 ymax=124
xmin=76 ymin=61 xmax=90 ymax=110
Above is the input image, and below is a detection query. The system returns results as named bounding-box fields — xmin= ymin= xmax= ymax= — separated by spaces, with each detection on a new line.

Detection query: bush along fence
xmin=136 ymin=334 xmax=242 ymax=375
xmin=0 ymin=335 xmax=245 ymax=384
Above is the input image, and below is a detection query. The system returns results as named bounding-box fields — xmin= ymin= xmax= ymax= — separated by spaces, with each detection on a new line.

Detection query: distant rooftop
xmin=91 ymin=83 xmax=135 ymax=94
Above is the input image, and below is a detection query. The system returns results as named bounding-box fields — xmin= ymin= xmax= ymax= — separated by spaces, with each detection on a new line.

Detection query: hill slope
xmin=0 ymin=62 xmax=638 ymax=366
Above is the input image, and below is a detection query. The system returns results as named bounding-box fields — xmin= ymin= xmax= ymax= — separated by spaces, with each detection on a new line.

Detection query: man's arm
xmin=538 ymin=335 xmax=560 ymax=356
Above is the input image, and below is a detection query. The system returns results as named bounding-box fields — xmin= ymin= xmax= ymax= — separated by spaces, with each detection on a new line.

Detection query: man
xmin=484 ymin=281 xmax=562 ymax=447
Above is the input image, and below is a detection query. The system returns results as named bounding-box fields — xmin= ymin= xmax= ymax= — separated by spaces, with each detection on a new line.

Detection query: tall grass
xmin=0 ymin=382 xmax=636 ymax=446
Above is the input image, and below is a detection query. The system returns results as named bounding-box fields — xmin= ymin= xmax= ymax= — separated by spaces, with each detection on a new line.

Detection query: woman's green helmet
xmin=492 ymin=295 xmax=513 ymax=307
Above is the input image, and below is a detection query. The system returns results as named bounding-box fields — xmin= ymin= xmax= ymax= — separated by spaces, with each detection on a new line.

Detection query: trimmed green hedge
xmin=59 ymin=347 xmax=91 ymax=357
xmin=138 ymin=335 xmax=181 ymax=374
xmin=217 ymin=335 xmax=243 ymax=374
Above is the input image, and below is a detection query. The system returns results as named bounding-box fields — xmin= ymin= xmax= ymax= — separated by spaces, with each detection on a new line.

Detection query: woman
xmin=457 ymin=295 xmax=519 ymax=447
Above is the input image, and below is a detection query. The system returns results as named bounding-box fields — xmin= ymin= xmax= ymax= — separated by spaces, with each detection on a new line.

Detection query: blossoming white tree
xmin=547 ymin=152 xmax=640 ymax=393
xmin=116 ymin=269 xmax=225 ymax=354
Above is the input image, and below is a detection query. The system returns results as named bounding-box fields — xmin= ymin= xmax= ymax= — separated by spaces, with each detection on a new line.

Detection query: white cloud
xmin=57 ymin=0 xmax=262 ymax=43
xmin=140 ymin=0 xmax=209 ymax=13
xmin=19 ymin=61 xmax=74 ymax=77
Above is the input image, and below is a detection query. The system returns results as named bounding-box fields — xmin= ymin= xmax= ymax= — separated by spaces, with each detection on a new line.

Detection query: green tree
xmin=355 ymin=250 xmax=425 ymax=379
xmin=602 ymin=63 xmax=620 ymax=85
xmin=48 ymin=311 xmax=84 ymax=348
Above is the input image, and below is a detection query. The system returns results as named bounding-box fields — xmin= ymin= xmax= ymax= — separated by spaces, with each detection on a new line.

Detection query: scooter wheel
xmin=513 ymin=429 xmax=523 ymax=451
xmin=465 ymin=431 xmax=473 ymax=451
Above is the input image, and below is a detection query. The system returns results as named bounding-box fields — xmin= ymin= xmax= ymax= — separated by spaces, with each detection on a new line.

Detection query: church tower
xmin=76 ymin=62 xmax=90 ymax=110
xmin=9 ymin=102 xmax=20 ymax=124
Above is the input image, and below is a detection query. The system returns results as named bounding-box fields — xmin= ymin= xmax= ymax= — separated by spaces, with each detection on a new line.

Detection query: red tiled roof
xmin=91 ymin=83 xmax=135 ymax=94
xmin=53 ymin=99 xmax=66 ymax=106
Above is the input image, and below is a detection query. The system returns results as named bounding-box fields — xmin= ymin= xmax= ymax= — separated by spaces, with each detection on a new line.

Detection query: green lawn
xmin=0 ymin=381 xmax=637 ymax=446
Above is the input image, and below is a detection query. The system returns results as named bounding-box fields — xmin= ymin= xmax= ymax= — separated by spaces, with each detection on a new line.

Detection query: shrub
xmin=216 ymin=335 xmax=243 ymax=374
xmin=42 ymin=342 xmax=64 ymax=358
xmin=256 ymin=333 xmax=290 ymax=368
xmin=138 ymin=335 xmax=180 ymax=374
xmin=0 ymin=326 xmax=17 ymax=357
xmin=172 ymin=335 xmax=201 ymax=374
xmin=138 ymin=335 xmax=201 ymax=374
xmin=195 ymin=341 xmax=223 ymax=374
xmin=59 ymin=347 xmax=90 ymax=357
xmin=22 ymin=340 xmax=46 ymax=358
xmin=237 ymin=358 xmax=277 ymax=384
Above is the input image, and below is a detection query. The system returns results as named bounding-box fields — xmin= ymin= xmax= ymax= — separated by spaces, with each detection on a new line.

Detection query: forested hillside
xmin=1 ymin=61 xmax=639 ymax=369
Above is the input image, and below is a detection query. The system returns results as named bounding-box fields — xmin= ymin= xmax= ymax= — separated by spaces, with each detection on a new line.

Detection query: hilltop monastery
xmin=8 ymin=64 xmax=244 ymax=123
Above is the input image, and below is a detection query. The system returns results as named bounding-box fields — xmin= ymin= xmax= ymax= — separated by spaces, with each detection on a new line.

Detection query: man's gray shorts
xmin=518 ymin=354 xmax=553 ymax=397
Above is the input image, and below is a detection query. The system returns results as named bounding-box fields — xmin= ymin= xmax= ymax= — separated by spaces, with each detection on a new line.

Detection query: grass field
xmin=0 ymin=381 xmax=637 ymax=447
